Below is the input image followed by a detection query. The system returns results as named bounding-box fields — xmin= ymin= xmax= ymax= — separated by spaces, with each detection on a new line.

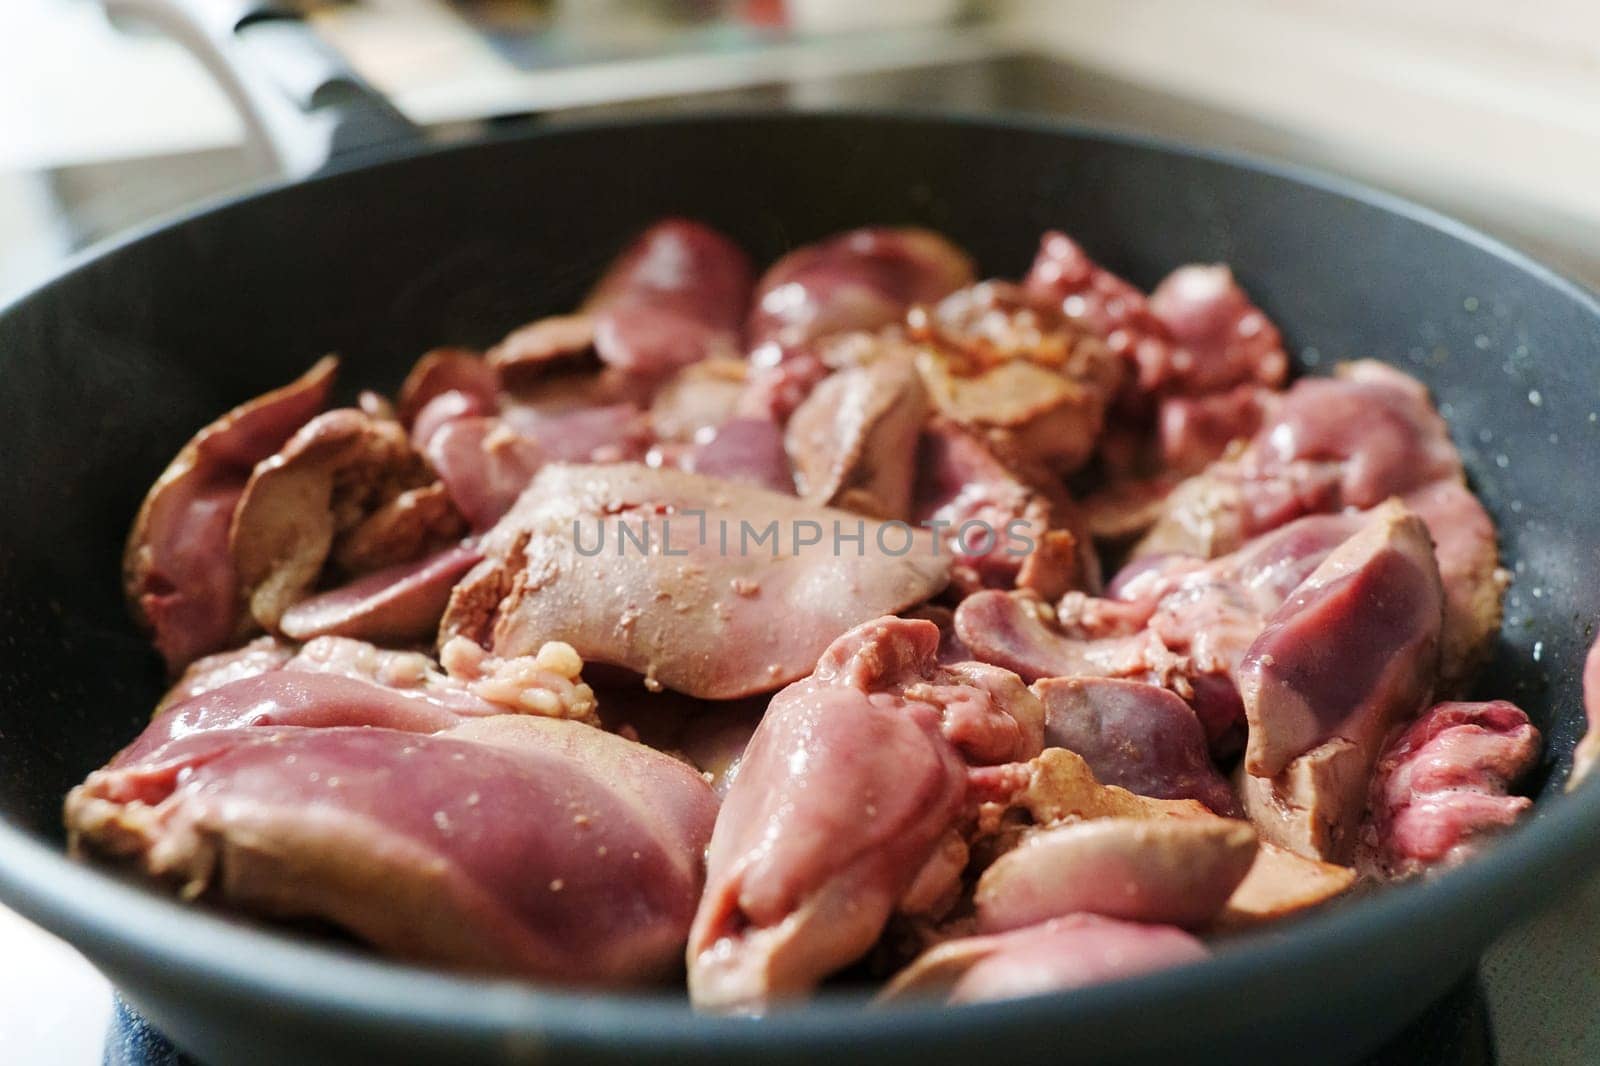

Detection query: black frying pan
xmin=2 ymin=3 xmax=1599 ymax=1064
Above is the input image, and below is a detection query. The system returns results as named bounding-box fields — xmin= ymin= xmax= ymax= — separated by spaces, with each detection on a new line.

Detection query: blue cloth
xmin=104 ymin=995 xmax=192 ymax=1066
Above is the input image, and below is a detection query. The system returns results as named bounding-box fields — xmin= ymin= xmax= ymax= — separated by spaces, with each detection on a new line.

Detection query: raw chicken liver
xmin=687 ymin=617 xmax=1041 ymax=1011
xmin=441 ymin=464 xmax=951 ymax=699
xmin=1035 ymin=677 xmax=1237 ymax=814
xmin=1238 ymin=502 xmax=1444 ymax=862
xmin=585 ymin=219 xmax=753 ymax=375
xmin=747 ymin=227 xmax=973 ymax=351
xmin=882 ymin=914 xmax=1208 ymax=1005
xmin=124 ymin=358 xmax=335 ymax=672
xmin=67 ymin=716 xmax=718 ymax=985
xmin=93 ymin=218 xmax=1546 ymax=1008
xmin=1356 ymin=700 xmax=1539 ymax=878
xmin=955 ymin=511 xmax=1364 ymax=747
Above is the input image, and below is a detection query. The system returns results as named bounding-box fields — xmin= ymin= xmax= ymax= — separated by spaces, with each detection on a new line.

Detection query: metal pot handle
xmin=103 ymin=0 xmax=421 ymax=176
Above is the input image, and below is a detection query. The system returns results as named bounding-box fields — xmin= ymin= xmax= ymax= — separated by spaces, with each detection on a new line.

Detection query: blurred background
xmin=3 ymin=0 xmax=1598 ymax=301
xmin=1 ymin=1 xmax=1597 ymax=1062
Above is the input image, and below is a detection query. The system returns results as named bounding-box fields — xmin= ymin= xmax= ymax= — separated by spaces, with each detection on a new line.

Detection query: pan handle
xmin=103 ymin=0 xmax=421 ymax=176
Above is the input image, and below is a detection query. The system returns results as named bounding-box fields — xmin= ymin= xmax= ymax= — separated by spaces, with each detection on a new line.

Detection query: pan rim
xmin=2 ymin=107 xmax=1598 ymax=1051
xmin=4 ymin=108 xmax=1597 ymax=323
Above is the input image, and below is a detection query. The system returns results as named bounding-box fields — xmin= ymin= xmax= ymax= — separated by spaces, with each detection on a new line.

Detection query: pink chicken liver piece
xmin=1137 ymin=361 xmax=1463 ymax=560
xmin=1136 ymin=362 xmax=1502 ymax=689
xmin=909 ymin=282 xmax=1124 ymax=478
xmin=501 ymin=403 xmax=654 ymax=465
xmin=410 ymin=390 xmax=495 ymax=452
xmin=1023 ymin=234 xmax=1287 ymax=404
xmin=947 ymin=916 xmax=1209 ymax=1004
xmin=397 ymin=348 xmax=499 ymax=429
xmin=440 ymin=464 xmax=952 ymax=700
xmin=116 ymin=671 xmax=491 ymax=766
xmin=973 ymin=817 xmax=1257 ymax=932
xmin=132 ymin=633 xmax=541 ymax=761
xmin=1145 ymin=264 xmax=1289 ymax=397
xmin=425 ymin=404 xmax=654 ymax=531
xmin=228 ymin=407 xmax=439 ymax=633
xmin=1022 ymin=232 xmax=1174 ymax=395
xmin=124 ymin=357 xmax=335 ymax=672
xmin=735 ymin=348 xmax=834 ymax=424
xmin=157 ymin=634 xmax=472 ymax=715
xmin=424 ymin=416 xmax=545 ymax=531
xmin=786 ymin=354 xmax=927 ymax=520
xmin=68 ymin=716 xmax=717 ymax=985
xmin=282 ymin=636 xmax=502 ymax=714
xmin=913 ymin=420 xmax=1098 ymax=601
xmin=584 ymin=219 xmax=753 ymax=375
xmin=1399 ymin=479 xmax=1507 ymax=693
xmin=1241 ymin=502 xmax=1444 ymax=779
xmin=1035 ymin=677 xmax=1238 ymax=815
xmin=1357 ymin=700 xmax=1539 ymax=879
xmin=954 ymin=512 xmax=1365 ymax=750
xmin=156 ymin=636 xmax=295 ymax=715
xmin=1573 ymin=635 xmax=1600 ymax=790
xmin=882 ymin=914 xmax=1208 ymax=1006
xmin=683 ymin=416 xmax=795 ymax=494
xmin=1238 ymin=503 xmax=1443 ymax=862
xmin=1157 ymin=383 xmax=1276 ymax=474
xmin=334 ymin=481 xmax=465 ymax=576
xmin=648 ymin=357 xmax=747 ymax=443
xmin=277 ymin=543 xmax=484 ymax=644
xmin=687 ymin=617 xmax=1042 ymax=1011
xmin=747 ymin=227 xmax=974 ymax=351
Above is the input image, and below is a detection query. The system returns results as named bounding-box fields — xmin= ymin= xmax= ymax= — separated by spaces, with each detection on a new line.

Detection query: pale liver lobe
xmin=441 ymin=463 xmax=951 ymax=699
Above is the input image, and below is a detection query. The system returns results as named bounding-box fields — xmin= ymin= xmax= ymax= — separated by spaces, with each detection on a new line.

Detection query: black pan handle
xmin=104 ymin=0 xmax=421 ymax=176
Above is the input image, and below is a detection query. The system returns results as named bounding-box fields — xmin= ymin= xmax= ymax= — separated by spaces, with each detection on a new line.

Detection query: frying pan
xmin=2 ymin=3 xmax=1598 ymax=1064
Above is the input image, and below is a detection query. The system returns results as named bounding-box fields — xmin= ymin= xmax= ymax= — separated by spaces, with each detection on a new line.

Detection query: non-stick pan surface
xmin=1 ymin=112 xmax=1597 ymax=1066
